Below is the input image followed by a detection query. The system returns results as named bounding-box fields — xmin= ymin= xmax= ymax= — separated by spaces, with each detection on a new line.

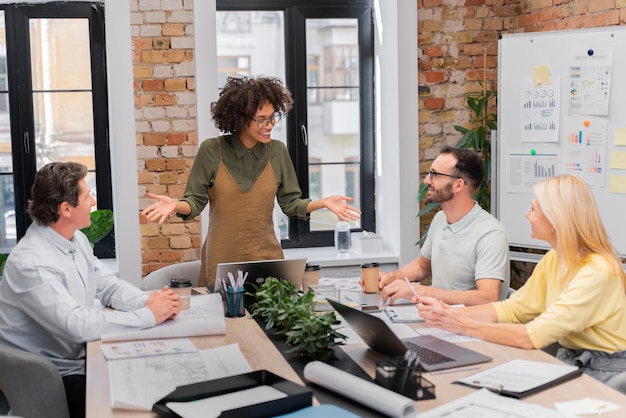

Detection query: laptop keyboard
xmin=405 ymin=341 xmax=454 ymax=365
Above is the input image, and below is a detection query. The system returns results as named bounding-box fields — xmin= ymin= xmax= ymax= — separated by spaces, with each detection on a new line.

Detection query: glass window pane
xmin=306 ymin=19 xmax=361 ymax=232
xmin=0 ymin=11 xmax=13 ymax=251
xmin=0 ymin=173 xmax=15 ymax=252
xmin=33 ymin=91 xmax=95 ymax=170
xmin=30 ymin=19 xmax=92 ymax=91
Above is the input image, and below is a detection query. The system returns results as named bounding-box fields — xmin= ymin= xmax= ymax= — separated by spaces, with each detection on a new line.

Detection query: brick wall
xmin=131 ymin=0 xmax=201 ymax=277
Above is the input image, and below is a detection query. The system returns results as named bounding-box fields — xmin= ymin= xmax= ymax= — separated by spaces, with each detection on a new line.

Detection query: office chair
xmin=141 ymin=260 xmax=201 ymax=290
xmin=0 ymin=344 xmax=70 ymax=418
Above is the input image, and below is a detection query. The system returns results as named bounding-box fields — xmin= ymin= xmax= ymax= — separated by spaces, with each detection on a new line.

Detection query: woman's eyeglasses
xmin=253 ymin=112 xmax=282 ymax=129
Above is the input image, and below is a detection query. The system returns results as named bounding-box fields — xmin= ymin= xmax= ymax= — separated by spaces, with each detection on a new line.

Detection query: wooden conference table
xmin=86 ymin=308 xmax=626 ymax=417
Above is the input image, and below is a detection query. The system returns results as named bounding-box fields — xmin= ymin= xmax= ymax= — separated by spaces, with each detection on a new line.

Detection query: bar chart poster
xmin=562 ymin=117 xmax=606 ymax=186
xmin=520 ymin=78 xmax=560 ymax=143
xmin=506 ymin=151 xmax=561 ymax=193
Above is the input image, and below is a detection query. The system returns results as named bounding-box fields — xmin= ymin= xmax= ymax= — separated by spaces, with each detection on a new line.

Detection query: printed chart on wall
xmin=497 ymin=28 xmax=626 ymax=256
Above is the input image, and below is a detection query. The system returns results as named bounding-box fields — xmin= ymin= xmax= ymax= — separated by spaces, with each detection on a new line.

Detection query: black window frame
xmin=217 ymin=0 xmax=375 ymax=248
xmin=2 ymin=2 xmax=114 ymax=257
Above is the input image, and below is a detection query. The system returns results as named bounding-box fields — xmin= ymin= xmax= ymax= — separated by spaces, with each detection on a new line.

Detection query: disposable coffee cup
xmin=361 ymin=262 xmax=380 ymax=293
xmin=169 ymin=278 xmax=192 ymax=308
xmin=302 ymin=264 xmax=321 ymax=292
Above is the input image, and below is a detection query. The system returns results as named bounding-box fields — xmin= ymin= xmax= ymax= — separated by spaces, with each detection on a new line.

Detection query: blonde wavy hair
xmin=534 ymin=174 xmax=626 ymax=290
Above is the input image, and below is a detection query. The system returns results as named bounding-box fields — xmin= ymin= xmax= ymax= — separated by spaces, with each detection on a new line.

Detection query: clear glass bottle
xmin=334 ymin=221 xmax=351 ymax=253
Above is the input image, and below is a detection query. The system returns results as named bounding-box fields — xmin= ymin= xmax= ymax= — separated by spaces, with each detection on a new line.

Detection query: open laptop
xmin=214 ymin=258 xmax=307 ymax=293
xmin=327 ymin=299 xmax=492 ymax=372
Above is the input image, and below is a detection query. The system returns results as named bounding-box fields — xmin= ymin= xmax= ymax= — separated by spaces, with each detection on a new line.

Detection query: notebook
xmin=327 ymin=299 xmax=492 ymax=372
xmin=214 ymin=258 xmax=307 ymax=293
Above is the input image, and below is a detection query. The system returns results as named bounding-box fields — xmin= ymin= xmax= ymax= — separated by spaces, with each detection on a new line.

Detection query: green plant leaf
xmin=80 ymin=209 xmax=114 ymax=245
xmin=0 ymin=253 xmax=6 ymax=277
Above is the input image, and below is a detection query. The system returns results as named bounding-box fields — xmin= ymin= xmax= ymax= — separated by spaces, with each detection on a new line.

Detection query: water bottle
xmin=335 ymin=221 xmax=351 ymax=253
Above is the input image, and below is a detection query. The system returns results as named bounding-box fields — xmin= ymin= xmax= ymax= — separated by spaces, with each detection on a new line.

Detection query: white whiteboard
xmin=496 ymin=28 xmax=626 ymax=256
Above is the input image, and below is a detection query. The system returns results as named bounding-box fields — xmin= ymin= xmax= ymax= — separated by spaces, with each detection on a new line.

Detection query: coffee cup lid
xmin=169 ymin=278 xmax=192 ymax=287
xmin=360 ymin=262 xmax=380 ymax=268
xmin=305 ymin=264 xmax=321 ymax=271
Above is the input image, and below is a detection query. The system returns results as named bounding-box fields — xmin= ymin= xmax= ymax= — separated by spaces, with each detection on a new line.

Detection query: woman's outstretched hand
xmin=142 ymin=193 xmax=177 ymax=224
xmin=324 ymin=195 xmax=361 ymax=222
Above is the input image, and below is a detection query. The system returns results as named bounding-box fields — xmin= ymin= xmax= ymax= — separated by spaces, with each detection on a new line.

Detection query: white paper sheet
xmin=108 ymin=343 xmax=251 ymax=411
xmin=303 ymin=361 xmax=417 ymax=418
xmin=420 ymin=388 xmax=579 ymax=418
xmin=455 ymin=359 xmax=579 ymax=394
xmin=415 ymin=327 xmax=479 ymax=343
xmin=102 ymin=293 xmax=226 ymax=342
xmin=100 ymin=337 xmax=198 ymax=359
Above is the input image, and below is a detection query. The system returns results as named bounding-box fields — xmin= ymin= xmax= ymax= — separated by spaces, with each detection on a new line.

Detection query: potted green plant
xmin=80 ymin=209 xmax=114 ymax=247
xmin=249 ymin=277 xmax=346 ymax=360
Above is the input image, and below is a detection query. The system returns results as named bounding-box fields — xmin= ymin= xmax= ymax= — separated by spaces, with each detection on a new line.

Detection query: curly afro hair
xmin=211 ymin=76 xmax=294 ymax=134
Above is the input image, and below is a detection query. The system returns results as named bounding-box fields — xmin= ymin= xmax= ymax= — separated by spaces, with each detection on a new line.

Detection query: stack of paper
xmin=107 ymin=343 xmax=252 ymax=411
xmin=102 ymin=293 xmax=226 ymax=342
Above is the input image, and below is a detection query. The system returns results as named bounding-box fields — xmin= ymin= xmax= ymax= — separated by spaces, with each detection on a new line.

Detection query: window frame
xmin=217 ymin=0 xmax=375 ymax=248
xmin=2 ymin=2 xmax=113 ymax=257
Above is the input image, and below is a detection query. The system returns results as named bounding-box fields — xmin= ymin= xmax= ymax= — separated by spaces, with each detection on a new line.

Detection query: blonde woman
xmin=418 ymin=174 xmax=626 ymax=392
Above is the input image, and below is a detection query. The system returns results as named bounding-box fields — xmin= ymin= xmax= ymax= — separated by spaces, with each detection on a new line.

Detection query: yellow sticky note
xmin=610 ymin=151 xmax=626 ymax=169
xmin=610 ymin=176 xmax=626 ymax=194
xmin=615 ymin=128 xmax=626 ymax=146
xmin=532 ymin=65 xmax=551 ymax=87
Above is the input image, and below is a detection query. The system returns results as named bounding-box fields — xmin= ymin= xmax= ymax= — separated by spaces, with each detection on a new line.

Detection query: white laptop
xmin=214 ymin=258 xmax=307 ymax=293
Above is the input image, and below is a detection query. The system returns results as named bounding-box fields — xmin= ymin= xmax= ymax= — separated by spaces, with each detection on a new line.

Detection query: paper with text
xmin=455 ymin=359 xmax=579 ymax=394
xmin=108 ymin=343 xmax=252 ymax=411
xmin=100 ymin=337 xmax=198 ymax=359
xmin=420 ymin=388 xmax=579 ymax=418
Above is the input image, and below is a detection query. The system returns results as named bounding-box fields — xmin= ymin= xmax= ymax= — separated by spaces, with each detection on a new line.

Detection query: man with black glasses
xmin=370 ymin=145 xmax=510 ymax=306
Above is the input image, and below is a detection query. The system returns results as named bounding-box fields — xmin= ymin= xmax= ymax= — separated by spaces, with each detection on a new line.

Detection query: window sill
xmin=283 ymin=246 xmax=399 ymax=268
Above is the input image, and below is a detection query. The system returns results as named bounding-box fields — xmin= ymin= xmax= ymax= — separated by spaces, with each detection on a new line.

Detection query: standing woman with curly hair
xmin=143 ymin=76 xmax=360 ymax=287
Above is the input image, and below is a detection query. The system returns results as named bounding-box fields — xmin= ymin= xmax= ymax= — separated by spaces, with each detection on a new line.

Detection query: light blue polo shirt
xmin=421 ymin=203 xmax=510 ymax=300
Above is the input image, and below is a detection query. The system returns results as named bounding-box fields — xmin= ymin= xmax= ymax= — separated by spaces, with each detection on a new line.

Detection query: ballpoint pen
xmin=404 ymin=276 xmax=418 ymax=298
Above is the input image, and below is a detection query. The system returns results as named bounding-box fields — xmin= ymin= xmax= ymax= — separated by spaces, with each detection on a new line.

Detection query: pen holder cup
xmin=221 ymin=289 xmax=245 ymax=318
xmin=375 ymin=357 xmax=436 ymax=401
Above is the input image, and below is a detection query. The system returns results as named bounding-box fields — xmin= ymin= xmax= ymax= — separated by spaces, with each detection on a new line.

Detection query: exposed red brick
xmin=424 ymin=97 xmax=445 ymax=110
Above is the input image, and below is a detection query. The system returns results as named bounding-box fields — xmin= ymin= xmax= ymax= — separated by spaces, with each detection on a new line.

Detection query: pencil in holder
xmin=221 ymin=288 xmax=245 ymax=317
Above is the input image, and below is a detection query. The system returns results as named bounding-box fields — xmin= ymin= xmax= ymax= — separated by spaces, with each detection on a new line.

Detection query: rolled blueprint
xmin=303 ymin=361 xmax=417 ymax=418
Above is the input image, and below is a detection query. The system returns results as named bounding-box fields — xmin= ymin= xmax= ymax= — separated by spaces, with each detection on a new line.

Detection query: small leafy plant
xmin=80 ymin=209 xmax=114 ymax=247
xmin=249 ymin=277 xmax=346 ymax=361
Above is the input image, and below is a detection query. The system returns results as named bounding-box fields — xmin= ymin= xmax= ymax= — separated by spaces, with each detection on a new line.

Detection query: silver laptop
xmin=214 ymin=258 xmax=307 ymax=293
xmin=328 ymin=299 xmax=492 ymax=372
